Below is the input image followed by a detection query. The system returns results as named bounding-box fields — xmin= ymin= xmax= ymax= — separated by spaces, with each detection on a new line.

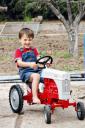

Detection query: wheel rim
xmin=10 ymin=88 xmax=19 ymax=110
xmin=77 ymin=107 xmax=81 ymax=118
xmin=44 ymin=112 xmax=47 ymax=122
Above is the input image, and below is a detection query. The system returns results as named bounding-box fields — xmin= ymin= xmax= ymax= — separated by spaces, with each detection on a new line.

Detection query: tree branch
xmin=74 ymin=3 xmax=85 ymax=25
xmin=40 ymin=0 xmax=69 ymax=30
xmin=66 ymin=0 xmax=73 ymax=25
xmin=51 ymin=0 xmax=60 ymax=11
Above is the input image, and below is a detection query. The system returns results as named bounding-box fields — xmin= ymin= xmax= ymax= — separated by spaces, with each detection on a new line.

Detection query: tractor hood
xmin=41 ymin=68 xmax=70 ymax=80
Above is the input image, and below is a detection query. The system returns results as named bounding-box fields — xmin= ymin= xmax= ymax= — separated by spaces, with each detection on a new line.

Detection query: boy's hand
xmin=46 ymin=63 xmax=52 ymax=67
xmin=30 ymin=62 xmax=38 ymax=69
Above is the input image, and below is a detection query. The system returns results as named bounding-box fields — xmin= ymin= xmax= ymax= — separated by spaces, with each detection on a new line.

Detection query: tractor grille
xmin=62 ymin=79 xmax=70 ymax=93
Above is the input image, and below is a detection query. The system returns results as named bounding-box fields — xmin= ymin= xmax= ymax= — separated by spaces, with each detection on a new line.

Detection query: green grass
xmin=0 ymin=38 xmax=17 ymax=42
xmin=53 ymin=51 xmax=72 ymax=59
xmin=24 ymin=16 xmax=32 ymax=22
xmin=0 ymin=54 xmax=11 ymax=61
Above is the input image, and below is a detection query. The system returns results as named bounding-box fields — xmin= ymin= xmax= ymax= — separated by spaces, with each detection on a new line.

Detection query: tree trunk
xmin=40 ymin=0 xmax=84 ymax=58
xmin=67 ymin=26 xmax=78 ymax=58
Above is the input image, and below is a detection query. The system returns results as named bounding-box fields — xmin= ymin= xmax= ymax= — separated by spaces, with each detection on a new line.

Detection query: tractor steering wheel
xmin=36 ymin=56 xmax=53 ymax=69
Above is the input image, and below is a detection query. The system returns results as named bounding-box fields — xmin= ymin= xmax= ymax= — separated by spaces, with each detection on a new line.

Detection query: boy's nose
xmin=27 ymin=40 xmax=30 ymax=43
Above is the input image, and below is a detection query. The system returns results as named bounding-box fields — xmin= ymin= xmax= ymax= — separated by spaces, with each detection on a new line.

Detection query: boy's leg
xmin=29 ymin=73 xmax=40 ymax=104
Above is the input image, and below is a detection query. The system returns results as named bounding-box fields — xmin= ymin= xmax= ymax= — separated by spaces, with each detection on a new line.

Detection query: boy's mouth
xmin=25 ymin=43 xmax=30 ymax=46
xmin=24 ymin=43 xmax=31 ymax=48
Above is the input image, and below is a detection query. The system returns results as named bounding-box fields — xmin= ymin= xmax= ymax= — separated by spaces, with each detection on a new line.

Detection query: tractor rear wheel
xmin=9 ymin=84 xmax=23 ymax=114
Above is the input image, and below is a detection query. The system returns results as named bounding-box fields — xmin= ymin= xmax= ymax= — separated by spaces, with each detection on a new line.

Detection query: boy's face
xmin=20 ymin=34 xmax=33 ymax=48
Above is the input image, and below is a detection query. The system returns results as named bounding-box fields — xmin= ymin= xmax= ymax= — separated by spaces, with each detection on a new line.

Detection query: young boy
xmin=15 ymin=28 xmax=41 ymax=104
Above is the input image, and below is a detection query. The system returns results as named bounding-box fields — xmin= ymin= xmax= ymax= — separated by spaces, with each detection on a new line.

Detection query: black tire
xmin=76 ymin=102 xmax=85 ymax=120
xmin=44 ymin=105 xmax=51 ymax=124
xmin=9 ymin=84 xmax=23 ymax=114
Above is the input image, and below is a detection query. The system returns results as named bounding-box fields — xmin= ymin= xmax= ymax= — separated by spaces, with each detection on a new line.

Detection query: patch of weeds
xmin=0 ymin=54 xmax=11 ymax=62
xmin=53 ymin=51 xmax=72 ymax=59
xmin=63 ymin=65 xmax=78 ymax=71
xmin=39 ymin=48 xmax=48 ymax=57
xmin=0 ymin=38 xmax=17 ymax=42
xmin=79 ymin=48 xmax=84 ymax=56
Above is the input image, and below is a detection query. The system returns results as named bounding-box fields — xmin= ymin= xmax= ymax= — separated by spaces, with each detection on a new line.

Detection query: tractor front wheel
xmin=44 ymin=105 xmax=51 ymax=124
xmin=76 ymin=102 xmax=85 ymax=120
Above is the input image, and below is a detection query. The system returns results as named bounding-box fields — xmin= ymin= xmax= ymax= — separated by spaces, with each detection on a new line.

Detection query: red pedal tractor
xmin=9 ymin=56 xmax=85 ymax=124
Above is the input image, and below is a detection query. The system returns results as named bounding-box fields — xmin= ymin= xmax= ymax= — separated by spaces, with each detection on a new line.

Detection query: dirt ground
xmin=0 ymin=82 xmax=85 ymax=128
xmin=0 ymin=33 xmax=84 ymax=74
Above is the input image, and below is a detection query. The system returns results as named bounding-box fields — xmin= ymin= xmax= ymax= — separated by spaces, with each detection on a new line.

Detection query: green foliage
xmin=23 ymin=1 xmax=55 ymax=19
xmin=24 ymin=16 xmax=32 ymax=22
xmin=0 ymin=0 xmax=85 ymax=21
xmin=71 ymin=2 xmax=79 ymax=19
xmin=54 ymin=0 xmax=79 ymax=20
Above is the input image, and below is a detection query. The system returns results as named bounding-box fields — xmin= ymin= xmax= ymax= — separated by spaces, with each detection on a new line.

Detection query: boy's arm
xmin=17 ymin=59 xmax=38 ymax=69
xmin=15 ymin=48 xmax=38 ymax=69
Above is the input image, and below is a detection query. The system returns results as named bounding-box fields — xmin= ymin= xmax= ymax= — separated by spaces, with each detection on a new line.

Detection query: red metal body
xmin=23 ymin=78 xmax=76 ymax=111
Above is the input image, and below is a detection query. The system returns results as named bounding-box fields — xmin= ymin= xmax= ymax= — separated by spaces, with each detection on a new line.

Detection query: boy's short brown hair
xmin=19 ymin=28 xmax=34 ymax=39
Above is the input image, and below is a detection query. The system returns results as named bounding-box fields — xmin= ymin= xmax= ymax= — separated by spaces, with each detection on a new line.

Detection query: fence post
xmin=84 ymin=34 xmax=85 ymax=72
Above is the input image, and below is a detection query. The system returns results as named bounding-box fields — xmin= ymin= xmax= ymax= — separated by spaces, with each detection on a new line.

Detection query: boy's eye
xmin=24 ymin=39 xmax=27 ymax=41
xmin=29 ymin=38 xmax=33 ymax=41
xmin=24 ymin=38 xmax=32 ymax=41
